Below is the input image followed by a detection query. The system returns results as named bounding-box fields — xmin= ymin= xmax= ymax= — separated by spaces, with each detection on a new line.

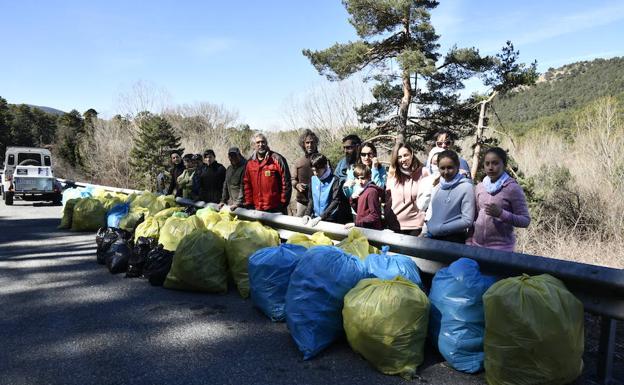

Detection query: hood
xmin=364 ymin=183 xmax=385 ymax=195
xmin=440 ymin=174 xmax=470 ymax=190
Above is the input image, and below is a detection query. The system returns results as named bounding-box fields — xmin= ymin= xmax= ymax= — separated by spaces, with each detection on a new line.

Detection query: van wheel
xmin=5 ymin=191 xmax=13 ymax=205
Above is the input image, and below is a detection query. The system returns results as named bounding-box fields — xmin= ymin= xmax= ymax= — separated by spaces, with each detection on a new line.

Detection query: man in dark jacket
xmin=243 ymin=133 xmax=292 ymax=213
xmin=292 ymin=129 xmax=319 ymax=217
xmin=166 ymin=151 xmax=185 ymax=197
xmin=193 ymin=149 xmax=226 ymax=203
xmin=219 ymin=147 xmax=247 ymax=209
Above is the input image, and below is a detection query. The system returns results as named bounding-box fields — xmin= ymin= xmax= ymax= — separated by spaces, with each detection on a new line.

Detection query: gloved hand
xmin=301 ymin=215 xmax=311 ymax=224
xmin=309 ymin=217 xmax=322 ymax=227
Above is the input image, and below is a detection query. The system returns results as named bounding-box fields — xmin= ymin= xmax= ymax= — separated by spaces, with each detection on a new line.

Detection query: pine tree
xmin=130 ymin=112 xmax=181 ymax=190
xmin=56 ymin=109 xmax=84 ymax=168
xmin=0 ymin=97 xmax=13 ymax=159
xmin=303 ymin=0 xmax=535 ymax=147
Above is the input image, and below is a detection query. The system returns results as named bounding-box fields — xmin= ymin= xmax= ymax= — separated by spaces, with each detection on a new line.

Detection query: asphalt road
xmin=0 ymin=199 xmax=621 ymax=385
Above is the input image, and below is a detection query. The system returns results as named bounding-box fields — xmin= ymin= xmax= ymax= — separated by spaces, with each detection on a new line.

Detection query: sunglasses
xmin=436 ymin=140 xmax=452 ymax=146
xmin=360 ymin=152 xmax=374 ymax=157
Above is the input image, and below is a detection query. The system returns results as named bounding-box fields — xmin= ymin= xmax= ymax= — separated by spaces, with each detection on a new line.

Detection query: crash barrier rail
xmin=59 ymin=179 xmax=623 ymax=384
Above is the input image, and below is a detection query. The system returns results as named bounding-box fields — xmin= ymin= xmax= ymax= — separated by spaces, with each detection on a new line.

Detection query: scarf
xmin=483 ymin=172 xmax=510 ymax=194
xmin=319 ymin=165 xmax=332 ymax=181
xmin=400 ymin=167 xmax=413 ymax=176
xmin=439 ymin=173 xmax=464 ymax=190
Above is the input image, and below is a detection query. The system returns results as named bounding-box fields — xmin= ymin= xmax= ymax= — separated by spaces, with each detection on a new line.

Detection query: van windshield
xmin=17 ymin=153 xmax=42 ymax=166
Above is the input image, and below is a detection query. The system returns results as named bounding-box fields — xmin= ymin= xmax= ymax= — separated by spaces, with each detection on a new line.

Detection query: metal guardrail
xmin=59 ymin=179 xmax=623 ymax=384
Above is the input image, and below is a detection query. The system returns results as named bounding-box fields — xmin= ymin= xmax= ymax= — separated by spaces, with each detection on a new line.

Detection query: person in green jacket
xmin=177 ymin=154 xmax=199 ymax=199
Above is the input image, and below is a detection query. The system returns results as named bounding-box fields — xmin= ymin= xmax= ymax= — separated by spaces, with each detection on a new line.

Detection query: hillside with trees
xmin=491 ymin=56 xmax=624 ymax=136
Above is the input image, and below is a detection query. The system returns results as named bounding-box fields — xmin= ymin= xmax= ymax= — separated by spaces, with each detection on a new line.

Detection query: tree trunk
xmin=398 ymin=68 xmax=411 ymax=144
xmin=397 ymin=19 xmax=411 ymax=144
xmin=470 ymin=91 xmax=498 ymax=178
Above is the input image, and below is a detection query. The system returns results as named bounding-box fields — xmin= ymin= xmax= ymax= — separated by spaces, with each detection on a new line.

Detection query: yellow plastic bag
xmin=164 ymin=229 xmax=228 ymax=293
xmin=287 ymin=231 xmax=333 ymax=248
xmin=226 ymin=221 xmax=280 ymax=298
xmin=212 ymin=218 xmax=240 ymax=239
xmin=483 ymin=274 xmax=584 ymax=385
xmin=152 ymin=207 xmax=185 ymax=228
xmin=219 ymin=209 xmax=236 ymax=221
xmin=118 ymin=207 xmax=149 ymax=231
xmin=102 ymin=195 xmax=125 ymax=212
xmin=71 ymin=198 xmax=108 ymax=231
xmin=196 ymin=207 xmax=222 ymax=229
xmin=159 ymin=215 xmax=204 ymax=252
xmin=146 ymin=194 xmax=177 ymax=215
xmin=130 ymin=191 xmax=157 ymax=210
xmin=343 ymin=277 xmax=430 ymax=379
xmin=134 ymin=216 xmax=160 ymax=242
xmin=337 ymin=228 xmax=379 ymax=259
xmin=58 ymin=198 xmax=79 ymax=229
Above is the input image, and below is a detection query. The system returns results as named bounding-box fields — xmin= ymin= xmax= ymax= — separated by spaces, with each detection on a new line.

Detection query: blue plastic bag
xmin=428 ymin=258 xmax=496 ymax=373
xmin=107 ymin=203 xmax=130 ymax=228
xmin=249 ymin=244 xmax=307 ymax=322
xmin=364 ymin=246 xmax=424 ymax=289
xmin=285 ymin=246 xmax=369 ymax=360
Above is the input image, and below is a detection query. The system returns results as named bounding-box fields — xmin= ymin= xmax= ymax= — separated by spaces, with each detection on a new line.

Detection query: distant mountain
xmin=491 ymin=57 xmax=624 ymax=136
xmin=27 ymin=104 xmax=66 ymax=116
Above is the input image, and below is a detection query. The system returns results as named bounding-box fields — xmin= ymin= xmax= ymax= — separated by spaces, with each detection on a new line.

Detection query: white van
xmin=1 ymin=147 xmax=61 ymax=205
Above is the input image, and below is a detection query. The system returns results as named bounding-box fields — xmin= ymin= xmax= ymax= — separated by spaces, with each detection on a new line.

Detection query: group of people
xmin=165 ymin=129 xmax=531 ymax=252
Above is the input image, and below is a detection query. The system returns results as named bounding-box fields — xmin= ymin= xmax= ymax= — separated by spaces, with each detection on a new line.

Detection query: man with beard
xmin=243 ymin=133 xmax=292 ymax=213
xmin=291 ymin=129 xmax=319 ymax=217
xmin=193 ymin=149 xmax=226 ymax=203
xmin=335 ymin=134 xmax=361 ymax=182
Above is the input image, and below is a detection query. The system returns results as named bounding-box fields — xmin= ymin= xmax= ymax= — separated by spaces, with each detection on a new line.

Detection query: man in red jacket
xmin=243 ymin=133 xmax=292 ymax=213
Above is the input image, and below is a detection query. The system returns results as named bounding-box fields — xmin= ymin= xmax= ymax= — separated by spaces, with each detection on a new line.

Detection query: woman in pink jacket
xmin=467 ymin=147 xmax=531 ymax=252
xmin=384 ymin=143 xmax=427 ymax=235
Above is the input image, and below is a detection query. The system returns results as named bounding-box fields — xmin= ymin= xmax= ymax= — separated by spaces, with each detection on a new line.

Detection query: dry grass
xmin=502 ymin=97 xmax=624 ymax=268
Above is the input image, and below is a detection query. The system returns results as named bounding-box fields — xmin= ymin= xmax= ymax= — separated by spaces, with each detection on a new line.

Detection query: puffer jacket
xmin=243 ymin=150 xmax=292 ymax=211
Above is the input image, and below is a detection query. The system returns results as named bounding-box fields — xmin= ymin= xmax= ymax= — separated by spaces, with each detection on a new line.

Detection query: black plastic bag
xmin=127 ymin=236 xmax=157 ymax=278
xmin=97 ymin=229 xmax=118 ymax=265
xmin=96 ymin=227 xmax=107 ymax=248
xmin=143 ymin=245 xmax=174 ymax=286
xmin=105 ymin=238 xmax=132 ymax=274
xmin=183 ymin=205 xmax=198 ymax=216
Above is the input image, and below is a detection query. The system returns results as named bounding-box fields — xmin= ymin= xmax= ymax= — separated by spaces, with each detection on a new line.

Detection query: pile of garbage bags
xmin=63 ymin=186 xmax=585 ymax=384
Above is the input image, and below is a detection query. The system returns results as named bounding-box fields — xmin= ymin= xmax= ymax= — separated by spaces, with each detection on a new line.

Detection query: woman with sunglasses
xmin=343 ymin=142 xmax=387 ymax=201
xmin=425 ymin=129 xmax=471 ymax=178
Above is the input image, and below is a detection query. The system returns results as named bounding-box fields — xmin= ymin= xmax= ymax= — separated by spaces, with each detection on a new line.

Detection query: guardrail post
xmin=597 ymin=316 xmax=617 ymax=384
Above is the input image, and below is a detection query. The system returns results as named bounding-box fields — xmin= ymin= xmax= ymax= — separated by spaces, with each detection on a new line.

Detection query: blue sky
xmin=1 ymin=0 xmax=623 ymax=130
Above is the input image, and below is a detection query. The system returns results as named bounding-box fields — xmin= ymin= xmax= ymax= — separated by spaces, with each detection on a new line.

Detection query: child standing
xmin=467 ymin=147 xmax=530 ymax=251
xmin=425 ymin=150 xmax=475 ymax=243
xmin=302 ymin=153 xmax=350 ymax=226
xmin=346 ymin=164 xmax=384 ymax=230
